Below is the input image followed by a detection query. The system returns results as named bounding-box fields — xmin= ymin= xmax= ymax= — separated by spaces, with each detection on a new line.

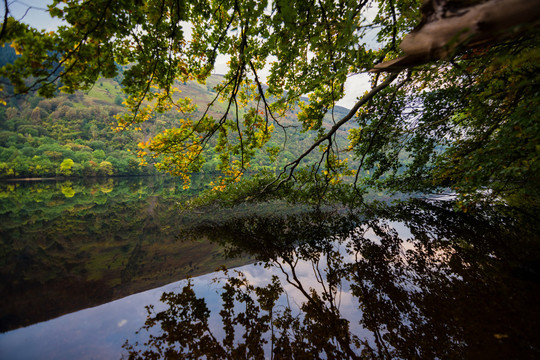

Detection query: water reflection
xmin=0 ymin=176 xmax=252 ymax=333
xmin=124 ymin=200 xmax=540 ymax=359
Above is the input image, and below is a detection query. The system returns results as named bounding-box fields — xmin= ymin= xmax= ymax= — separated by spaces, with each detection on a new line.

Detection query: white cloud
xmin=337 ymin=73 xmax=372 ymax=109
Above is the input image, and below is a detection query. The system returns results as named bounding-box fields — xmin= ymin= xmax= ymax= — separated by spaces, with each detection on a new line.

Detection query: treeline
xmin=0 ymin=45 xmax=354 ymax=179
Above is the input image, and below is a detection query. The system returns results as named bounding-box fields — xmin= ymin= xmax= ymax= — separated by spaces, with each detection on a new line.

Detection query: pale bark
xmin=372 ymin=0 xmax=540 ymax=72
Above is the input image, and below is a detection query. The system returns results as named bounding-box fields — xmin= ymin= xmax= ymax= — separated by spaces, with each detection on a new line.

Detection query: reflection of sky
xmin=0 ymin=218 xmax=419 ymax=359
xmin=240 ymin=258 xmax=375 ymax=343
xmin=0 ymin=270 xmax=223 ymax=360
xmin=0 ymin=255 xmax=374 ymax=359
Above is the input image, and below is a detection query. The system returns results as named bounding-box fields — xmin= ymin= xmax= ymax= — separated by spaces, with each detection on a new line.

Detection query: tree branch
xmin=0 ymin=0 xmax=9 ymax=42
xmin=268 ymin=72 xmax=400 ymax=191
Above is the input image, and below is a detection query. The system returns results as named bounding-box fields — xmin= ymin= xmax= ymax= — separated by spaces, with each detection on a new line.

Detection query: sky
xmin=3 ymin=0 xmax=64 ymax=31
xmin=3 ymin=0 xmax=374 ymax=109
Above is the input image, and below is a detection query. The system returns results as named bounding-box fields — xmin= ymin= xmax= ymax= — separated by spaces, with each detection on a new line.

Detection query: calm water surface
xmin=0 ymin=177 xmax=253 ymax=359
xmin=1 ymin=177 xmax=539 ymax=359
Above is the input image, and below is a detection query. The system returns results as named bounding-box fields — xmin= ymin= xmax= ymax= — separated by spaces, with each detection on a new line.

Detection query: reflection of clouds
xmin=5 ymin=204 xmax=503 ymax=359
xmin=0 ymin=274 xmax=222 ymax=360
xmin=229 ymin=251 xmax=375 ymax=345
xmin=117 ymin=319 xmax=127 ymax=328
xmin=201 ymin=218 xmax=425 ymax=353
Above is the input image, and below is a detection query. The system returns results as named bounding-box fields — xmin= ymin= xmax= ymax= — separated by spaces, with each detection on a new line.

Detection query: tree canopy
xmin=0 ymin=0 xmax=538 ymax=208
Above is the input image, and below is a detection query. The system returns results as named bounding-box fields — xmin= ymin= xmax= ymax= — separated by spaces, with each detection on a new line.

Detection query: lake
xmin=1 ymin=176 xmax=539 ymax=359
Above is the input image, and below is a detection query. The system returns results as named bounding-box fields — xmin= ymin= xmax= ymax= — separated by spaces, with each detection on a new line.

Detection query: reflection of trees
xmin=123 ymin=271 xmax=365 ymax=359
xmin=124 ymin=200 xmax=540 ymax=359
xmin=0 ymin=176 xmax=243 ymax=332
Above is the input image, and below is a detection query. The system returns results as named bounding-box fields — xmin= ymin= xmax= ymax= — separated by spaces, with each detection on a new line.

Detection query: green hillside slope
xmin=0 ymin=46 xmax=353 ymax=179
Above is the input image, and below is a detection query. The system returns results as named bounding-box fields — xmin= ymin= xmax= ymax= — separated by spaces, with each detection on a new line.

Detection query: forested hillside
xmin=0 ymin=47 xmax=352 ymax=179
xmin=0 ymin=81 xmax=145 ymax=178
xmin=0 ymin=42 xmax=152 ymax=179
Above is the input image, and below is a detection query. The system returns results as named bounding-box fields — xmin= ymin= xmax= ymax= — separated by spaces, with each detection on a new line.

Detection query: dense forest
xmin=0 ymin=70 xmax=148 ymax=177
xmin=0 ymin=46 xmax=353 ymax=180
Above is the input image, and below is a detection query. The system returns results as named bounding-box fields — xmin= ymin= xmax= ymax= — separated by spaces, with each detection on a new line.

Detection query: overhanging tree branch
xmin=373 ymin=0 xmax=540 ymax=72
xmin=268 ymin=72 xmax=400 ymax=191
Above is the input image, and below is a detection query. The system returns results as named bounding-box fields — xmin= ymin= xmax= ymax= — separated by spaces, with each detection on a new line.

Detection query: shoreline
xmin=0 ymin=174 xmax=160 ymax=182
